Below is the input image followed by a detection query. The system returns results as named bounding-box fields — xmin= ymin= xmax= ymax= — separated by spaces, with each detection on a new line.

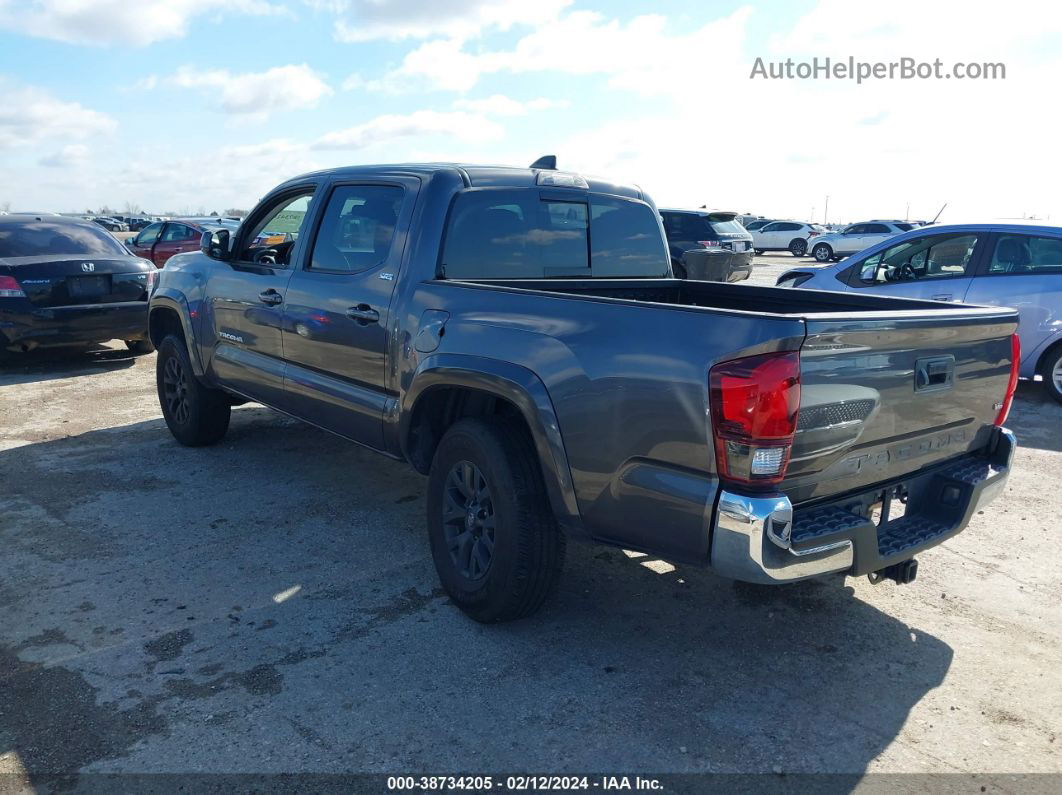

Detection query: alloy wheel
xmin=163 ymin=355 xmax=190 ymax=425
xmin=442 ymin=460 xmax=496 ymax=581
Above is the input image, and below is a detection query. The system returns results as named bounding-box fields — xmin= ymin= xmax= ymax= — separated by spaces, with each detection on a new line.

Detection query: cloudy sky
xmin=1 ymin=0 xmax=1060 ymax=222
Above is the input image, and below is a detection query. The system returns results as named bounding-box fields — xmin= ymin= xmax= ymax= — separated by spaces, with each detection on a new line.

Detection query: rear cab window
xmin=441 ymin=189 xmax=669 ymax=279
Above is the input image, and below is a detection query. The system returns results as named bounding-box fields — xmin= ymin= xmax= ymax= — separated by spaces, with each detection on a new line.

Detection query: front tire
xmin=1042 ymin=347 xmax=1062 ymax=404
xmin=156 ymin=335 xmax=230 ymax=446
xmin=125 ymin=338 xmax=155 ymax=355
xmin=789 ymin=239 xmax=807 ymax=257
xmin=427 ymin=418 xmax=565 ymax=623
xmin=813 ymin=243 xmax=833 ymax=262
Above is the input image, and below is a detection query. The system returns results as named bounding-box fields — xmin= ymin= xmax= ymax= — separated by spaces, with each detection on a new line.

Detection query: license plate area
xmin=68 ymin=275 xmax=111 ymax=298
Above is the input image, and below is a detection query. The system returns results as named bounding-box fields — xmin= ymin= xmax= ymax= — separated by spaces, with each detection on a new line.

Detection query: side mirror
xmin=201 ymin=229 xmax=231 ymax=260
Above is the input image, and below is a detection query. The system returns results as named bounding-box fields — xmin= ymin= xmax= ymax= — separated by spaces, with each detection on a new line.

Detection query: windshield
xmin=0 ymin=221 xmax=129 ymax=258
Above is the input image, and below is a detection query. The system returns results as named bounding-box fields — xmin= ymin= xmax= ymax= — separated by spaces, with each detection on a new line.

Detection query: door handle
xmin=930 ymin=293 xmax=954 ymax=302
xmin=258 ymin=289 xmax=283 ymax=306
xmin=346 ymin=304 xmax=380 ymax=325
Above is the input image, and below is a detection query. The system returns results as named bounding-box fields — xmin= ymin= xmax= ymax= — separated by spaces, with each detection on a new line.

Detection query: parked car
xmin=0 ymin=214 xmax=156 ymax=357
xmin=147 ymin=161 xmax=1018 ymax=622
xmin=90 ymin=216 xmax=129 ymax=232
xmin=775 ymin=221 xmax=1062 ymax=402
xmin=807 ymin=221 xmax=912 ymax=262
xmin=743 ymin=218 xmax=775 ymax=232
xmin=751 ymin=220 xmax=825 ymax=257
xmin=659 ymin=209 xmax=753 ymax=281
xmin=126 ymin=218 xmax=239 ymax=267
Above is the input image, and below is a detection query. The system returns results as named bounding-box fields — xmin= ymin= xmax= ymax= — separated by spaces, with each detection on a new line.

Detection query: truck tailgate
xmin=784 ymin=307 xmax=1019 ymax=505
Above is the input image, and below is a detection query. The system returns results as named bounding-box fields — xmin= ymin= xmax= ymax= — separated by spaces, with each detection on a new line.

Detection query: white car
xmin=750 ymin=220 xmax=824 ymax=257
xmin=807 ymin=221 xmax=915 ymax=262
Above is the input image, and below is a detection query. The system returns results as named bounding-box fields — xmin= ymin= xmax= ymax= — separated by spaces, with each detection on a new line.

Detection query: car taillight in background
xmin=0 ymin=276 xmax=26 ymax=298
xmin=709 ymin=351 xmax=801 ymax=486
xmin=145 ymin=269 xmax=158 ymax=294
xmin=994 ymin=333 xmax=1020 ymax=426
xmin=808 ymin=230 xmax=821 ymax=237
xmin=697 ymin=240 xmax=721 ymax=248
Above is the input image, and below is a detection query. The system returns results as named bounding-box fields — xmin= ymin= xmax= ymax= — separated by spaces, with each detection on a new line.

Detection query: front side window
xmin=864 ymin=224 xmax=891 ymax=234
xmin=135 ymin=222 xmax=164 ymax=247
xmin=239 ymin=191 xmax=315 ymax=264
xmin=0 ymin=220 xmax=128 ymax=258
xmin=987 ymin=234 xmax=1062 ymax=274
xmin=309 ymin=185 xmax=403 ymax=273
xmin=160 ymin=223 xmax=192 ymax=243
xmin=857 ymin=233 xmax=979 ymax=284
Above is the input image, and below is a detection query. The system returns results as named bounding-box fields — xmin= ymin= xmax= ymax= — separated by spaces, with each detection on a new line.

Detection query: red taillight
xmin=0 ymin=275 xmax=26 ymax=298
xmin=808 ymin=230 xmax=821 ymax=237
xmin=697 ymin=240 xmax=721 ymax=248
xmin=710 ymin=351 xmax=801 ymax=486
xmin=994 ymin=333 xmax=1020 ymax=426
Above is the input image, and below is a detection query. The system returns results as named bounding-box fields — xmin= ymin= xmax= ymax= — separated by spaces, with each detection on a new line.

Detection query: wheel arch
xmin=149 ymin=292 xmax=204 ymax=376
xmin=402 ymin=354 xmax=583 ymax=536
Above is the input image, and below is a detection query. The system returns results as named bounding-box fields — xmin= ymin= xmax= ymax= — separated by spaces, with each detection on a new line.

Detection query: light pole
xmin=824 ymin=195 xmax=830 ymax=226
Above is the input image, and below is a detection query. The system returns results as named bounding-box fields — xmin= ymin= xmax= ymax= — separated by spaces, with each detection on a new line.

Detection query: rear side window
xmin=442 ymin=189 xmax=667 ymax=279
xmin=591 ymin=196 xmax=669 ymax=277
xmin=0 ymin=221 xmax=128 ymax=258
xmin=988 ymin=234 xmax=1062 ymax=274
xmin=309 ymin=185 xmax=403 ymax=273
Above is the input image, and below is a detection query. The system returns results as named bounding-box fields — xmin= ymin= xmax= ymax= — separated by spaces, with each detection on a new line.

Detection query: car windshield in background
xmin=442 ymin=189 xmax=669 ymax=279
xmin=894 ymin=223 xmax=915 ymax=231
xmin=0 ymin=221 xmax=129 ymax=258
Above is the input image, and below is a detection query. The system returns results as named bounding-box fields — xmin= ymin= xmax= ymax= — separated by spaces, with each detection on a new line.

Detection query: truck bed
xmin=463 ymin=276 xmax=1007 ymax=318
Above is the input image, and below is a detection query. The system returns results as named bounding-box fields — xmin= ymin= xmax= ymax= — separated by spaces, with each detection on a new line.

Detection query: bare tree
xmin=123 ymin=201 xmax=142 ymax=215
xmin=0 ymin=201 xmax=10 ymax=213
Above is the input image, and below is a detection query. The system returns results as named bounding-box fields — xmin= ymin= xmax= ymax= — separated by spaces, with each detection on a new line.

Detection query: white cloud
xmin=372 ymin=8 xmax=751 ymax=95
xmin=313 ymin=109 xmax=503 ymax=149
xmin=318 ymin=0 xmax=571 ymax=42
xmin=38 ymin=144 xmax=91 ymax=168
xmin=171 ymin=64 xmax=333 ymax=118
xmin=0 ymin=0 xmax=288 ymax=47
xmin=452 ymin=94 xmax=568 ymax=116
xmin=0 ymin=80 xmax=116 ymax=150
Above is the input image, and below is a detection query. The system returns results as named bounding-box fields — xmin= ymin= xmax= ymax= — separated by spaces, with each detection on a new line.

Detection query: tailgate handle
xmin=915 ymin=356 xmax=955 ymax=392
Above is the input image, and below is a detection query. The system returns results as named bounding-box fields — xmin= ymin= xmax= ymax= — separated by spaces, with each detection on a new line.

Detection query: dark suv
xmin=659 ymin=209 xmax=754 ymax=281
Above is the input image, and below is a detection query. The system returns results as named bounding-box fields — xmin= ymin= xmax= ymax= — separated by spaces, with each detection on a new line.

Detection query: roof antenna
xmin=530 ymin=155 xmax=557 ymax=170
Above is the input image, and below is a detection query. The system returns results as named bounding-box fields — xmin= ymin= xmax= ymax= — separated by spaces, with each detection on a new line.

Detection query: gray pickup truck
xmin=148 ymin=162 xmax=1019 ymax=622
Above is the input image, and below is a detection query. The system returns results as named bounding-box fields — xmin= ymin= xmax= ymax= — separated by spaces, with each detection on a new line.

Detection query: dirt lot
xmin=2 ymin=259 xmax=1061 ymax=784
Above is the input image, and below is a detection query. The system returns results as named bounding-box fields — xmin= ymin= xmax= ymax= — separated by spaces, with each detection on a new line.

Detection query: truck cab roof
xmin=272 ymin=163 xmax=646 ymax=201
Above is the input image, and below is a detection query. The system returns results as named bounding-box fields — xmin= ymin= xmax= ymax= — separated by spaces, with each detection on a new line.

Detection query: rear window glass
xmin=895 ymin=223 xmax=915 ymax=231
xmin=0 ymin=221 xmax=128 ymax=258
xmin=709 ymin=219 xmax=746 ymax=235
xmin=442 ymin=189 xmax=668 ymax=279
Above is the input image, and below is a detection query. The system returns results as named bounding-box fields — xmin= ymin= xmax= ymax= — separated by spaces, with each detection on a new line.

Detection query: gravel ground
xmin=1 ymin=260 xmax=1060 ymax=786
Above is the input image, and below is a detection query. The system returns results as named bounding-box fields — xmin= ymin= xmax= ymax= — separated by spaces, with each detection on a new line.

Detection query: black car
xmin=91 ymin=216 xmax=129 ymax=232
xmin=0 ymin=215 xmax=156 ymax=359
xmin=659 ymin=209 xmax=754 ymax=281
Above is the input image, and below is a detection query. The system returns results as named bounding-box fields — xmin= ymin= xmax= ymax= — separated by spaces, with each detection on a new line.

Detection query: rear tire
xmin=813 ymin=243 xmax=833 ymax=262
xmin=156 ymin=334 xmax=230 ymax=446
xmin=1042 ymin=347 xmax=1062 ymax=404
xmin=754 ymin=249 xmax=764 ymax=256
xmin=125 ymin=338 xmax=155 ymax=355
xmin=427 ymin=417 xmax=565 ymax=623
xmin=789 ymin=239 xmax=807 ymax=257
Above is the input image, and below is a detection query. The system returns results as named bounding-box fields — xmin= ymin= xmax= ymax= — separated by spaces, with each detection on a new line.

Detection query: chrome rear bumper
xmin=709 ymin=427 xmax=1016 ymax=584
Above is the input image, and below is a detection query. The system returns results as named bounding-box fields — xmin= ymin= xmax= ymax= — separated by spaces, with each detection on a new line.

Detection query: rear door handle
xmin=258 ymin=289 xmax=283 ymax=306
xmin=930 ymin=293 xmax=953 ymax=301
xmin=346 ymin=304 xmax=380 ymax=325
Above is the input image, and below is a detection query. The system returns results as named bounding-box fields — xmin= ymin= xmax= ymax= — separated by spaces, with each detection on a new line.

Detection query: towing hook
xmin=868 ymin=558 xmax=919 ymax=585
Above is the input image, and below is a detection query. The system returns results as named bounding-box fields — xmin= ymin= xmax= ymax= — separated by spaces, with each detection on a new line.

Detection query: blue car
xmin=776 ymin=222 xmax=1062 ymax=402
